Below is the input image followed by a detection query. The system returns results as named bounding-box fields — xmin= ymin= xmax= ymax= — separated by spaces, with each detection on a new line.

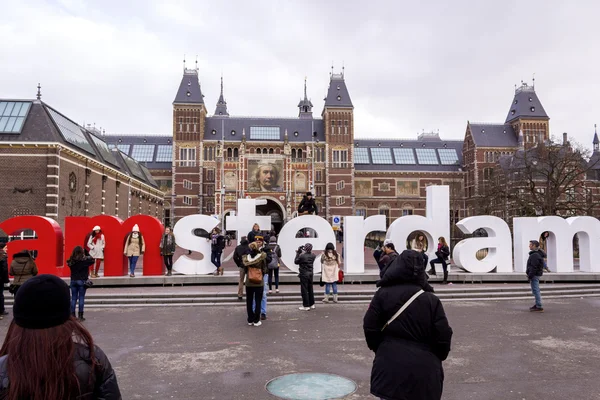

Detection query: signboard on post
xmin=332 ymin=215 xmax=341 ymax=231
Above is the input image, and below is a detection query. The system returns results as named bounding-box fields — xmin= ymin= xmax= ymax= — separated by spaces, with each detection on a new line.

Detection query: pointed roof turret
xmin=593 ymin=124 xmax=599 ymax=153
xmin=214 ymin=75 xmax=229 ymax=116
xmin=505 ymin=82 xmax=548 ymax=123
xmin=323 ymin=69 xmax=353 ymax=110
xmin=173 ymin=68 xmax=204 ymax=105
xmin=298 ymin=77 xmax=313 ymax=119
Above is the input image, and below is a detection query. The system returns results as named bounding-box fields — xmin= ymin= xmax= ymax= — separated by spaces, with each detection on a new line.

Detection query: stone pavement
xmin=1 ymin=297 xmax=599 ymax=399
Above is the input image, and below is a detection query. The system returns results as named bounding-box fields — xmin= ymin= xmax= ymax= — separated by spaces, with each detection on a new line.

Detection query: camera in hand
xmin=297 ymin=245 xmax=305 ymax=253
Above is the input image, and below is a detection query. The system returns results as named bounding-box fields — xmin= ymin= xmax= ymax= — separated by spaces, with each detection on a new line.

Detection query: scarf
xmin=92 ymin=231 xmax=103 ymax=244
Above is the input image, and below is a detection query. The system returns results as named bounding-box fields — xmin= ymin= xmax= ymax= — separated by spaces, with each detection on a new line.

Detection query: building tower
xmin=298 ymin=78 xmax=313 ymax=119
xmin=171 ymin=62 xmax=207 ymax=224
xmin=322 ymin=69 xmax=354 ymax=220
xmin=214 ymin=76 xmax=229 ymax=117
xmin=505 ymin=82 xmax=550 ymax=148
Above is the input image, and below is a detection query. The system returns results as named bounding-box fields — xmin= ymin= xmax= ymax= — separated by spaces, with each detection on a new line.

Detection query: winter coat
xmin=435 ymin=244 xmax=450 ymax=260
xmin=0 ymin=251 xmax=9 ymax=284
xmin=233 ymin=242 xmax=251 ymax=268
xmin=526 ymin=249 xmax=545 ymax=279
xmin=364 ymin=249 xmax=453 ymax=400
xmin=373 ymin=248 xmax=384 ymax=269
xmin=124 ymin=233 xmax=145 ymax=257
xmin=378 ymin=251 xmax=399 ymax=278
xmin=298 ymin=196 xmax=318 ymax=215
xmin=210 ymin=234 xmax=225 ymax=252
xmin=267 ymin=243 xmax=282 ymax=269
xmin=160 ymin=233 xmax=177 ymax=255
xmin=87 ymin=233 xmax=105 ymax=260
xmin=0 ymin=343 xmax=122 ymax=399
xmin=68 ymin=257 xmax=95 ymax=282
xmin=320 ymin=251 xmax=340 ymax=283
xmin=247 ymin=230 xmax=260 ymax=244
xmin=9 ymin=251 xmax=38 ymax=286
xmin=242 ymin=251 xmax=269 ymax=287
xmin=294 ymin=252 xmax=316 ymax=277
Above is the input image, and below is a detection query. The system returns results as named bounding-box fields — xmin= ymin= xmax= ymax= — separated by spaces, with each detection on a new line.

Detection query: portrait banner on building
xmin=247 ymin=158 xmax=284 ymax=192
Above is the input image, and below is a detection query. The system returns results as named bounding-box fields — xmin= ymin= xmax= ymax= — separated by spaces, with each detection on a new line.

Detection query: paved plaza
xmin=1 ymin=296 xmax=599 ymax=399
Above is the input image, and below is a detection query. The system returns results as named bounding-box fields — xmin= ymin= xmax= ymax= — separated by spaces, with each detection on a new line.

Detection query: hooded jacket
xmin=0 ymin=251 xmax=9 ymax=285
xmin=233 ymin=240 xmax=251 ymax=268
xmin=378 ymin=250 xmax=398 ymax=278
xmin=67 ymin=256 xmax=96 ymax=282
xmin=526 ymin=249 xmax=545 ymax=279
xmin=9 ymin=250 xmax=38 ymax=286
xmin=294 ymin=251 xmax=316 ymax=277
xmin=364 ymin=249 xmax=452 ymax=400
xmin=0 ymin=343 xmax=121 ymax=399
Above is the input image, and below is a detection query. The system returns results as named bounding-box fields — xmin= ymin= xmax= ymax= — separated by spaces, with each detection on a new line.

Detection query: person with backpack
xmin=267 ymin=236 xmax=282 ymax=294
xmin=242 ymin=242 xmax=269 ymax=326
xmin=321 ymin=242 xmax=340 ymax=304
xmin=251 ymin=236 xmax=272 ymax=321
xmin=295 ymin=243 xmax=316 ymax=311
xmin=66 ymin=246 xmax=95 ymax=322
xmin=428 ymin=237 xmax=451 ymax=284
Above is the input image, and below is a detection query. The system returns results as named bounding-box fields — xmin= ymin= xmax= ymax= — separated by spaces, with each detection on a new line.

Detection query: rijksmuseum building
xmin=2 ymin=66 xmax=599 ymax=236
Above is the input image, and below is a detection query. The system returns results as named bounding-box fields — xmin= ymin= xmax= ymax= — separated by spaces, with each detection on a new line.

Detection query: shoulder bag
xmin=381 ymin=289 xmax=424 ymax=331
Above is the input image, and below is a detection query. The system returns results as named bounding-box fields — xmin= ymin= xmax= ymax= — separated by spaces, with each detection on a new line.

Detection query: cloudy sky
xmin=1 ymin=0 xmax=599 ymax=149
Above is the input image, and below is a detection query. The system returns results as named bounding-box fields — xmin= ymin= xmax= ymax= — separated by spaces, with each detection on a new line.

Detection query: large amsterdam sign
xmin=1 ymin=186 xmax=599 ymax=275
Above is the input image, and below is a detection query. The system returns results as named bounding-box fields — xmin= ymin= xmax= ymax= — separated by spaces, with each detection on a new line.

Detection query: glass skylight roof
xmin=370 ymin=148 xmax=393 ymax=164
xmin=139 ymin=164 xmax=158 ymax=186
xmin=415 ymin=148 xmax=439 ymax=165
xmin=156 ymin=145 xmax=173 ymax=162
xmin=131 ymin=145 xmax=155 ymax=162
xmin=116 ymin=144 xmax=130 ymax=154
xmin=393 ymin=148 xmax=416 ymax=164
xmin=121 ymin=153 xmax=146 ymax=181
xmin=437 ymin=148 xmax=459 ymax=165
xmin=89 ymin=134 xmax=119 ymax=167
xmin=0 ymin=101 xmax=31 ymax=134
xmin=354 ymin=147 xmax=370 ymax=164
xmin=47 ymin=107 xmax=95 ymax=154
xmin=250 ymin=126 xmax=280 ymax=140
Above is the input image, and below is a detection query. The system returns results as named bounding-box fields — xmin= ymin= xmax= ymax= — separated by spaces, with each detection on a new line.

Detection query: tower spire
xmin=36 ymin=83 xmax=42 ymax=101
xmin=183 ymin=55 xmax=186 ymax=72
xmin=593 ymin=124 xmax=599 ymax=153
xmin=214 ymin=74 xmax=229 ymax=116
xmin=298 ymin=77 xmax=313 ymax=119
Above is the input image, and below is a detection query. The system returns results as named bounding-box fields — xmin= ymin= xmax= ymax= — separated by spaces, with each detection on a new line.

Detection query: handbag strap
xmin=381 ymin=289 xmax=424 ymax=332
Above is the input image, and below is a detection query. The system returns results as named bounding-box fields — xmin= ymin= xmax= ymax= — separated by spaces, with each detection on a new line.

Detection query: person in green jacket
xmin=242 ymin=242 xmax=269 ymax=326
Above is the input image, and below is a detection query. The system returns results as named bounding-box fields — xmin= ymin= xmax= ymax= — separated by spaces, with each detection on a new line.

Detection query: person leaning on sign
xmin=363 ymin=246 xmax=452 ymax=400
xmin=298 ymin=192 xmax=318 ymax=215
xmin=87 ymin=226 xmax=105 ymax=278
xmin=527 ymin=240 xmax=545 ymax=312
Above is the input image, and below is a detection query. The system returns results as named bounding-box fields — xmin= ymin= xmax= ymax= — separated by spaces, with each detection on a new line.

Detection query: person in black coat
xmin=0 ymin=274 xmax=121 ymax=399
xmin=67 ymin=246 xmax=96 ymax=322
xmin=428 ymin=236 xmax=451 ymax=284
xmin=0 ymin=241 xmax=9 ymax=319
xmin=298 ymin=192 xmax=318 ymax=215
xmin=294 ymin=243 xmax=317 ymax=310
xmin=233 ymin=237 xmax=251 ymax=300
xmin=364 ymin=249 xmax=453 ymax=400
xmin=378 ymin=242 xmax=398 ymax=279
xmin=526 ymin=240 xmax=545 ymax=312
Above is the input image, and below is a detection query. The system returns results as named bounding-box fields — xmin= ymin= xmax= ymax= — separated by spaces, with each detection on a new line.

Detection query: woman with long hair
xmin=160 ymin=226 xmax=177 ymax=276
xmin=9 ymin=249 xmax=38 ymax=296
xmin=67 ymin=246 xmax=95 ymax=321
xmin=87 ymin=226 xmax=105 ymax=278
xmin=429 ymin=237 xmax=451 ymax=284
xmin=0 ymin=274 xmax=121 ymax=399
xmin=321 ymin=242 xmax=341 ymax=303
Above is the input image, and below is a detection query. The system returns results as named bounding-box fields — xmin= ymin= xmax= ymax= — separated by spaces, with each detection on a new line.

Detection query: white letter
xmin=172 ymin=215 xmax=219 ymax=275
xmin=386 ymin=185 xmax=450 ymax=261
xmin=343 ymin=215 xmax=386 ymax=273
xmin=278 ymin=215 xmax=336 ymax=273
xmin=453 ymin=216 xmax=512 ymax=273
xmin=226 ymin=199 xmax=271 ymax=244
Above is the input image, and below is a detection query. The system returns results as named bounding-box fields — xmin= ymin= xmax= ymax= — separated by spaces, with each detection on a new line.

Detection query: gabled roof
xmin=173 ymin=69 xmax=204 ymax=105
xmin=589 ymin=152 xmax=600 ymax=170
xmin=505 ymin=83 xmax=548 ymax=123
xmin=323 ymin=73 xmax=353 ymax=109
xmin=204 ymin=116 xmax=325 ymax=143
xmin=468 ymin=123 xmax=518 ymax=148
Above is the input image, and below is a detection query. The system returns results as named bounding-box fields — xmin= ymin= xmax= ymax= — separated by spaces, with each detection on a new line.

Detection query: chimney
xmin=563 ymin=132 xmax=568 ymax=146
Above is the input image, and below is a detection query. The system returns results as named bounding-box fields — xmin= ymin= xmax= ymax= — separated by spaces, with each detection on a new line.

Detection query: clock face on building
xmin=69 ymin=172 xmax=77 ymax=193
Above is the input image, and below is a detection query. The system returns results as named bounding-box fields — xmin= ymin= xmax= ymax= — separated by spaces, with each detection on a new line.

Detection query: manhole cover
xmin=266 ymin=373 xmax=357 ymax=400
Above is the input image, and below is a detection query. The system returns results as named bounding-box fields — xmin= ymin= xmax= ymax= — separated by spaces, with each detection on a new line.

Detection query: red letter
xmin=0 ymin=216 xmax=64 ymax=276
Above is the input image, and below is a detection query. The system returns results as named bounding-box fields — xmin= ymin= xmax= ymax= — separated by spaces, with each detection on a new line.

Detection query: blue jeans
xmin=325 ymin=282 xmax=338 ymax=295
xmin=211 ymin=251 xmax=222 ymax=268
xmin=253 ymin=274 xmax=268 ymax=315
xmin=70 ymin=280 xmax=87 ymax=314
xmin=530 ymin=276 xmax=542 ymax=307
xmin=128 ymin=256 xmax=139 ymax=275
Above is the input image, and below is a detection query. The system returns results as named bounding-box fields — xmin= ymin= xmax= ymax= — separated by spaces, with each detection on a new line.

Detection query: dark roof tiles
xmin=505 ymin=84 xmax=549 ymax=123
xmin=173 ymin=70 xmax=204 ymax=105
xmin=469 ymin=123 xmax=518 ymax=148
xmin=323 ymin=74 xmax=353 ymax=109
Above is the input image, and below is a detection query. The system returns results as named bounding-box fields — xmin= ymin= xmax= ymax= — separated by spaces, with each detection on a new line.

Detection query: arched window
xmin=227 ymin=148 xmax=232 ymax=158
xmin=263 ymin=148 xmax=268 ymax=154
xmin=291 ymin=149 xmax=297 ymax=159
xmin=298 ymin=149 xmax=303 ymax=159
xmin=233 ymin=148 xmax=239 ymax=158
xmin=257 ymin=148 xmax=262 ymax=154
xmin=269 ymin=148 xmax=274 ymax=154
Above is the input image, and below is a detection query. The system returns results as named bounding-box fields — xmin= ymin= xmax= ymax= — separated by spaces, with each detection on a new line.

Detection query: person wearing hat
xmin=298 ymin=192 xmax=318 ymax=215
xmin=124 ymin=224 xmax=145 ymax=278
xmin=9 ymin=249 xmax=38 ymax=296
xmin=294 ymin=243 xmax=317 ymax=311
xmin=0 ymin=274 xmax=122 ymax=398
xmin=87 ymin=226 xmax=105 ymax=278
xmin=0 ymin=240 xmax=10 ymax=319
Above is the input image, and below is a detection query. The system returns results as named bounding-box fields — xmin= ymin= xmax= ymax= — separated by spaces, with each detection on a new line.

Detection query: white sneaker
xmin=268 ymin=290 xmax=272 ymax=294
xmin=310 ymin=305 xmax=316 ymax=309
xmin=299 ymin=306 xmax=310 ymax=311
xmin=248 ymin=322 xmax=253 ymax=326
xmin=276 ymin=289 xmax=279 ymax=293
xmin=253 ymin=321 xmax=262 ymax=326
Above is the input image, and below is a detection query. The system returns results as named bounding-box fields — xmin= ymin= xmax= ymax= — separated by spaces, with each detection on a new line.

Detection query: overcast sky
xmin=1 ymin=0 xmax=599 ymax=149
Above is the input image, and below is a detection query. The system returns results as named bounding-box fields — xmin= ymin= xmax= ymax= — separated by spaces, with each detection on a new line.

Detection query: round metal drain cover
xmin=266 ymin=372 xmax=357 ymax=400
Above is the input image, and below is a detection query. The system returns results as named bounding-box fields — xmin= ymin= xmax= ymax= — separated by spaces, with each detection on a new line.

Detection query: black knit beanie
xmin=13 ymin=274 xmax=71 ymax=329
